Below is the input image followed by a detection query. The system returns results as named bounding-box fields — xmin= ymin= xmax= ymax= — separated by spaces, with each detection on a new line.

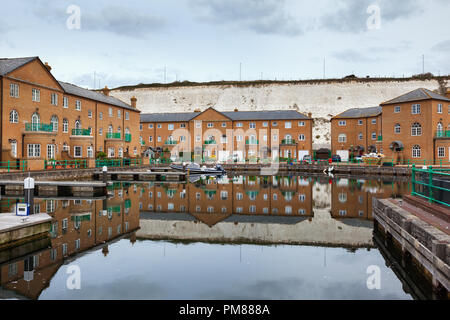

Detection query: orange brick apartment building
xmin=140 ymin=107 xmax=313 ymax=162
xmin=331 ymin=106 xmax=382 ymax=161
xmin=0 ymin=57 xmax=141 ymax=167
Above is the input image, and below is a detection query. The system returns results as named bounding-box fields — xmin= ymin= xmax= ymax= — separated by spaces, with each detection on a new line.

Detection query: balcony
xmin=71 ymin=129 xmax=91 ymax=136
xmin=281 ymin=139 xmax=296 ymax=145
xmin=377 ymin=135 xmax=383 ymax=142
xmin=204 ymin=140 xmax=217 ymax=145
xmin=125 ymin=133 xmax=132 ymax=142
xmin=106 ymin=132 xmax=121 ymax=139
xmin=246 ymin=139 xmax=259 ymax=145
xmin=25 ymin=123 xmax=53 ymax=132
xmin=165 ymin=140 xmax=178 ymax=145
xmin=436 ymin=130 xmax=450 ymax=138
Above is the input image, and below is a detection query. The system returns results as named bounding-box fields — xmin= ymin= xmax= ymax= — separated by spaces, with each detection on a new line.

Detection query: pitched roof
xmin=140 ymin=109 xmax=311 ymax=122
xmin=332 ymin=106 xmax=382 ymax=119
xmin=59 ymin=81 xmax=139 ymax=112
xmin=0 ymin=57 xmax=38 ymax=76
xmin=381 ymin=88 xmax=450 ymax=105
xmin=223 ymin=110 xmax=311 ymax=120
xmin=140 ymin=112 xmax=199 ymax=122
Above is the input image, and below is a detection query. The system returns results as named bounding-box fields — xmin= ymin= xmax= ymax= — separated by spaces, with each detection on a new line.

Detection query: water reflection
xmin=0 ymin=175 xmax=411 ymax=300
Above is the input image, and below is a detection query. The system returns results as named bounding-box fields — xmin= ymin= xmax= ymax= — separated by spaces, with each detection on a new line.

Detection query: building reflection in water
xmin=0 ymin=175 xmax=410 ymax=299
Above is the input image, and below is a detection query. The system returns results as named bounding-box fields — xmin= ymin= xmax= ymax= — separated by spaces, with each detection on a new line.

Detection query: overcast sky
xmin=1 ymin=0 xmax=449 ymax=88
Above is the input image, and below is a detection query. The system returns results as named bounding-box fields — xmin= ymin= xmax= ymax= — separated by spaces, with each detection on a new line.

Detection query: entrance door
xmin=47 ymin=144 xmax=56 ymax=159
xmin=11 ymin=141 xmax=17 ymax=158
xmin=337 ymin=150 xmax=349 ymax=162
xmin=298 ymin=150 xmax=309 ymax=161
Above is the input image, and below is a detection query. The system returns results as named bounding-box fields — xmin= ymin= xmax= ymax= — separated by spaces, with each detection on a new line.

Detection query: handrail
xmin=411 ymin=164 xmax=450 ymax=207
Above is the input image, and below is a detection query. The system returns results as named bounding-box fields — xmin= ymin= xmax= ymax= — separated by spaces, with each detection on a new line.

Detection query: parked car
xmin=331 ymin=155 xmax=341 ymax=162
xmin=302 ymin=155 xmax=312 ymax=163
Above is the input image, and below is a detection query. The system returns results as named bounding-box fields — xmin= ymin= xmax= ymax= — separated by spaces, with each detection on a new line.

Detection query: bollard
xmin=24 ymin=177 xmax=35 ymax=215
xmin=102 ymin=166 xmax=108 ymax=183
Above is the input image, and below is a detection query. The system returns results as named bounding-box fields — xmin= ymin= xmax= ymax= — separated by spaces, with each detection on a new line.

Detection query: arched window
xmin=75 ymin=120 xmax=81 ymax=130
xmin=31 ymin=113 xmax=40 ymax=124
xmin=117 ymin=126 xmax=121 ymax=133
xmin=285 ymin=134 xmax=292 ymax=140
xmin=411 ymin=123 xmax=422 ymax=136
xmin=412 ymin=145 xmax=421 ymax=158
xmin=358 ymin=133 xmax=363 ymax=140
xmin=51 ymin=115 xmax=58 ymax=131
xmin=125 ymin=127 xmax=130 ymax=134
xmin=394 ymin=124 xmax=401 ymax=134
xmin=437 ymin=122 xmax=443 ymax=133
xmin=108 ymin=125 xmax=113 ymax=134
xmin=63 ymin=118 xmax=68 ymax=133
xmin=9 ymin=110 xmax=18 ymax=123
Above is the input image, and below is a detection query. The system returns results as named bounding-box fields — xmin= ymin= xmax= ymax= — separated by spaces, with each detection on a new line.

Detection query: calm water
xmin=0 ymin=175 xmax=419 ymax=300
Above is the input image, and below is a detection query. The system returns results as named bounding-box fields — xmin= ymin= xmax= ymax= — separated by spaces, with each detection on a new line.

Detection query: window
xmin=221 ymin=122 xmax=226 ymax=127
xmin=87 ymin=146 xmax=93 ymax=158
xmin=63 ymin=97 xmax=69 ymax=108
xmin=250 ymin=122 xmax=256 ymax=129
xmin=236 ymin=135 xmax=243 ymax=142
xmin=438 ymin=104 xmax=443 ymax=114
xmin=263 ymin=122 xmax=268 ymax=127
xmin=125 ymin=112 xmax=129 ymax=120
xmin=285 ymin=121 xmax=291 ymax=129
xmin=181 ymin=123 xmax=186 ymax=128
xmin=109 ymin=107 xmax=113 ymax=117
xmin=339 ymin=210 xmax=347 ymax=216
xmin=338 ymin=120 xmax=346 ymax=126
xmin=394 ymin=123 xmax=401 ymax=134
xmin=168 ymin=124 xmax=174 ymax=130
xmin=437 ymin=122 xmax=443 ymax=134
xmin=75 ymin=120 xmax=81 ymax=130
xmin=88 ymin=110 xmax=92 ymax=118
xmin=438 ymin=147 xmax=445 ymax=158
xmin=108 ymin=147 xmax=115 ymax=158
xmin=51 ymin=93 xmax=58 ymax=106
xmin=99 ymin=128 xmax=103 ymax=135
xmin=272 ymin=121 xmax=278 ymax=127
xmin=338 ymin=134 xmax=347 ymax=143
xmin=99 ymin=112 xmax=103 ymax=119
xmin=358 ymin=133 xmax=363 ymax=140
xmin=412 ymin=145 xmax=421 ymax=158
xmin=371 ymin=119 xmax=376 ymax=125
xmin=75 ymin=100 xmax=81 ymax=111
xmin=117 ymin=110 xmax=121 ymax=118
xmin=394 ymin=106 xmax=401 ymax=113
xmin=10 ymin=83 xmax=19 ymax=97
xmin=358 ymin=120 xmax=363 ymax=125
xmin=139 ymin=124 xmax=143 ymax=131
xmin=51 ymin=115 xmax=58 ymax=132
xmin=32 ymin=88 xmax=40 ymax=102
xmin=9 ymin=110 xmax=18 ymax=123
xmin=195 ymin=121 xmax=201 ymax=128
xmin=298 ymin=121 xmax=305 ymax=127
xmin=157 ymin=136 xmax=162 ymax=142
xmin=157 ymin=124 xmax=162 ymax=129
xmin=74 ymin=146 xmax=82 ymax=157
xmin=149 ymin=136 xmax=153 ymax=142
xmin=412 ymin=104 xmax=421 ymax=114
xmin=207 ymin=123 xmax=213 ymax=128
xmin=371 ymin=132 xmax=376 ymax=140
xmin=10 ymin=140 xmax=17 ymax=158
xmin=28 ymin=144 xmax=41 ymax=157
xmin=236 ymin=122 xmax=243 ymax=128
xmin=75 ymin=239 xmax=80 ymax=250
xmin=273 ymin=134 xmax=278 ymax=141
xmin=148 ymin=124 xmax=153 ymax=128
xmin=236 ymin=193 xmax=243 ymax=200
xmin=411 ymin=122 xmax=422 ymax=136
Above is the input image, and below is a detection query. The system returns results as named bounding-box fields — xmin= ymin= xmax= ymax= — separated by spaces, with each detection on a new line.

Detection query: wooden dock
xmin=93 ymin=170 xmax=187 ymax=182
xmin=0 ymin=180 xmax=108 ymax=197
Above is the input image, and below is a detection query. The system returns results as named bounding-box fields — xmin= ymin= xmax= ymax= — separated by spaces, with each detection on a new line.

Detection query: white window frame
xmin=412 ymin=145 xmax=421 ymax=158
xmin=412 ymin=104 xmax=421 ymax=115
xmin=125 ymin=111 xmax=129 ymax=120
xmin=63 ymin=96 xmax=69 ymax=108
xmin=75 ymin=100 xmax=81 ymax=111
xmin=27 ymin=144 xmax=41 ymax=157
xmin=285 ymin=121 xmax=292 ymax=129
xmin=438 ymin=104 xmax=443 ymax=114
xmin=438 ymin=147 xmax=445 ymax=158
xmin=74 ymin=146 xmax=82 ymax=158
xmin=338 ymin=134 xmax=347 ymax=143
xmin=10 ymin=83 xmax=19 ymax=98
xmin=32 ymin=88 xmax=40 ymax=102
xmin=168 ymin=124 xmax=174 ymax=130
xmin=298 ymin=121 xmax=305 ymax=127
xmin=394 ymin=106 xmax=401 ymax=113
xmin=51 ymin=93 xmax=58 ymax=106
xmin=338 ymin=120 xmax=346 ymax=126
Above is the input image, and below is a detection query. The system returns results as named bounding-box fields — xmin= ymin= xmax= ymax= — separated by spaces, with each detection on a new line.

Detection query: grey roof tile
xmin=140 ymin=112 xmax=199 ymax=122
xmin=0 ymin=57 xmax=37 ymax=76
xmin=381 ymin=88 xmax=450 ymax=105
xmin=332 ymin=106 xmax=382 ymax=119
xmin=223 ymin=110 xmax=310 ymax=120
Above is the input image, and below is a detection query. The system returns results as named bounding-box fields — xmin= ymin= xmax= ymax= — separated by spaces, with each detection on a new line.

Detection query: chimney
xmin=234 ymin=108 xmax=239 ymax=112
xmin=44 ymin=62 xmax=52 ymax=71
xmin=102 ymin=86 xmax=110 ymax=96
xmin=446 ymin=90 xmax=450 ymax=99
xmin=194 ymin=108 xmax=201 ymax=112
xmin=308 ymin=112 xmax=312 ymax=118
xmin=130 ymin=96 xmax=137 ymax=108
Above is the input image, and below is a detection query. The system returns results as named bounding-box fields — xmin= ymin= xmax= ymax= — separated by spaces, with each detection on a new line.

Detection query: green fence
xmin=412 ymin=164 xmax=450 ymax=207
xmin=106 ymin=132 xmax=121 ymax=139
xmin=25 ymin=123 xmax=53 ymax=132
xmin=45 ymin=159 xmax=87 ymax=169
xmin=0 ymin=160 xmax=28 ymax=172
xmin=72 ymin=128 xmax=91 ymax=136
xmin=96 ymin=158 xmax=143 ymax=168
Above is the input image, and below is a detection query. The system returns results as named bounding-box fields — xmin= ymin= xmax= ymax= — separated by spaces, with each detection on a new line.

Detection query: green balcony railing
xmin=436 ymin=130 xmax=450 ymax=138
xmin=204 ymin=140 xmax=216 ymax=145
xmin=246 ymin=140 xmax=259 ymax=145
xmin=106 ymin=132 xmax=121 ymax=139
xmin=95 ymin=158 xmax=143 ymax=168
xmin=25 ymin=123 xmax=53 ymax=132
xmin=125 ymin=133 xmax=132 ymax=142
xmin=71 ymin=128 xmax=91 ymax=136
xmin=377 ymin=135 xmax=383 ymax=141
xmin=281 ymin=139 xmax=296 ymax=145
xmin=165 ymin=140 xmax=177 ymax=145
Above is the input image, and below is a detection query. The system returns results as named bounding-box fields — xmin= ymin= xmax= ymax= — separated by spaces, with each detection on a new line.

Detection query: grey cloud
xmin=321 ymin=0 xmax=421 ymax=33
xmin=332 ymin=49 xmax=380 ymax=63
xmin=189 ymin=0 xmax=302 ymax=37
xmin=432 ymin=40 xmax=450 ymax=52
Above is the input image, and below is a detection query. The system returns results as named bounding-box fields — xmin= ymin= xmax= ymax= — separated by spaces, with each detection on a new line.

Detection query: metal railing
xmin=106 ymin=132 xmax=121 ymax=139
xmin=0 ymin=160 xmax=27 ymax=172
xmin=281 ymin=139 xmax=296 ymax=145
xmin=45 ymin=159 xmax=87 ymax=169
xmin=165 ymin=140 xmax=177 ymax=145
xmin=95 ymin=158 xmax=143 ymax=168
xmin=246 ymin=140 xmax=259 ymax=145
xmin=204 ymin=140 xmax=216 ymax=145
xmin=412 ymin=164 xmax=450 ymax=207
xmin=25 ymin=123 xmax=53 ymax=132
xmin=436 ymin=130 xmax=450 ymax=138
xmin=71 ymin=128 xmax=91 ymax=136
